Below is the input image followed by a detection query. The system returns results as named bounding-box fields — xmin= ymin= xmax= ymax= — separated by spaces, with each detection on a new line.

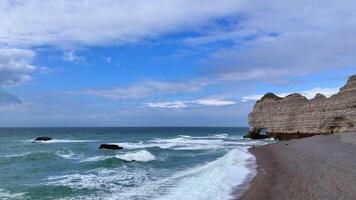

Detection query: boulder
xmin=99 ymin=144 xmax=123 ymax=150
xmin=34 ymin=136 xmax=52 ymax=141
xmin=247 ymin=75 xmax=356 ymax=140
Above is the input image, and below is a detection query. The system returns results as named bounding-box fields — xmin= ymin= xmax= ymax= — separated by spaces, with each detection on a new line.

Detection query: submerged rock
xmin=99 ymin=144 xmax=123 ymax=150
xmin=247 ymin=75 xmax=356 ymax=140
xmin=34 ymin=136 xmax=52 ymax=141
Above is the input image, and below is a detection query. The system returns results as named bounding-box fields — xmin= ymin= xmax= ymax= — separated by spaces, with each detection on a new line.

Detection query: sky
xmin=0 ymin=0 xmax=355 ymax=127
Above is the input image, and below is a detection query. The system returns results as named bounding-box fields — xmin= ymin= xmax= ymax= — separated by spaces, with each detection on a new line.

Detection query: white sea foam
xmin=31 ymin=139 xmax=97 ymax=143
xmin=177 ymin=135 xmax=191 ymax=138
xmin=265 ymin=137 xmax=276 ymax=141
xmin=80 ymin=156 xmax=106 ymax=162
xmin=2 ymin=150 xmax=82 ymax=160
xmin=214 ymin=133 xmax=229 ymax=138
xmin=47 ymin=167 xmax=151 ymax=193
xmin=184 ymin=133 xmax=229 ymax=139
xmin=112 ymin=141 xmax=173 ymax=150
xmin=177 ymin=134 xmax=228 ymax=139
xmin=48 ymin=169 xmax=125 ymax=191
xmin=156 ymin=148 xmax=254 ymax=200
xmin=101 ymin=148 xmax=255 ymax=200
xmin=0 ymin=152 xmax=32 ymax=158
xmin=152 ymin=137 xmax=225 ymax=150
xmin=56 ymin=150 xmax=79 ymax=160
xmin=47 ymin=147 xmax=258 ymax=200
xmin=45 ymin=133 xmax=271 ymax=200
xmin=81 ymin=150 xmax=156 ymax=162
xmin=114 ymin=137 xmax=223 ymax=150
xmin=0 ymin=189 xmax=25 ymax=199
xmin=115 ymin=150 xmax=156 ymax=162
xmin=114 ymin=135 xmax=268 ymax=151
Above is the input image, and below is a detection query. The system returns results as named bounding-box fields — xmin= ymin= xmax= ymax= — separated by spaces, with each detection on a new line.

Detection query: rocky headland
xmin=246 ymin=75 xmax=356 ymax=140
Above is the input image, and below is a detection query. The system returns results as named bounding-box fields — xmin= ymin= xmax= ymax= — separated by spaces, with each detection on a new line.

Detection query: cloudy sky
xmin=0 ymin=0 xmax=355 ymax=127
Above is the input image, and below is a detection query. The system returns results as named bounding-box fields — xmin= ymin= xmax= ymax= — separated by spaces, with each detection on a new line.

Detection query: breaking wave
xmin=155 ymin=148 xmax=254 ymax=200
xmin=0 ymin=189 xmax=25 ymax=200
xmin=30 ymin=139 xmax=97 ymax=143
xmin=48 ymin=148 xmax=254 ymax=200
xmin=114 ymin=134 xmax=268 ymax=150
xmin=81 ymin=150 xmax=156 ymax=163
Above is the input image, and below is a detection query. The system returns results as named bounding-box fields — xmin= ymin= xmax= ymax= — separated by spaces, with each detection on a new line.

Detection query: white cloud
xmin=0 ymin=0 xmax=241 ymax=48
xmin=241 ymin=87 xmax=339 ymax=102
xmin=193 ymin=0 xmax=356 ymax=82
xmin=63 ymin=51 xmax=85 ymax=63
xmin=0 ymin=104 xmax=26 ymax=112
xmin=0 ymin=48 xmax=41 ymax=106
xmin=0 ymin=90 xmax=21 ymax=105
xmin=66 ymin=79 xmax=213 ymax=100
xmin=146 ymin=98 xmax=236 ymax=109
xmin=216 ymin=68 xmax=299 ymax=84
xmin=0 ymin=48 xmax=37 ymax=87
xmin=193 ymin=99 xmax=236 ymax=106
xmin=241 ymin=95 xmax=263 ymax=103
xmin=146 ymin=101 xmax=187 ymax=109
xmin=299 ymin=87 xmax=339 ymax=99
xmin=184 ymin=28 xmax=259 ymax=46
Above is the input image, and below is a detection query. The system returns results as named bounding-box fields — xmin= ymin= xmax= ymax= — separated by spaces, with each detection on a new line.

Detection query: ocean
xmin=0 ymin=127 xmax=271 ymax=200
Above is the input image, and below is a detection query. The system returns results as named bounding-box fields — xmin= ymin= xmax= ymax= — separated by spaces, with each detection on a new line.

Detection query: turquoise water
xmin=0 ymin=127 xmax=270 ymax=200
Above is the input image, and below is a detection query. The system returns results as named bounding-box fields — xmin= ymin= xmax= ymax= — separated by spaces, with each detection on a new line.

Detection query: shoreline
xmin=236 ymin=143 xmax=277 ymax=200
xmin=238 ymin=132 xmax=356 ymax=200
xmin=232 ymin=154 xmax=257 ymax=199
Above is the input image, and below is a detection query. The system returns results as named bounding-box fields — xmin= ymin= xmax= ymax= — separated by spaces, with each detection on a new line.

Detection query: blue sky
xmin=0 ymin=0 xmax=355 ymax=127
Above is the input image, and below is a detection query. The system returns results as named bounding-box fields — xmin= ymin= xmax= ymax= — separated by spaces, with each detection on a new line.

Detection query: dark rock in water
xmin=99 ymin=144 xmax=123 ymax=150
xmin=35 ymin=136 xmax=52 ymax=141
xmin=243 ymin=132 xmax=270 ymax=139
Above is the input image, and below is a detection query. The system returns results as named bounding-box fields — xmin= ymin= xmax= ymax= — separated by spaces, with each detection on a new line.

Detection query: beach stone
xmin=99 ymin=144 xmax=123 ymax=150
xmin=247 ymin=75 xmax=356 ymax=140
xmin=34 ymin=136 xmax=52 ymax=141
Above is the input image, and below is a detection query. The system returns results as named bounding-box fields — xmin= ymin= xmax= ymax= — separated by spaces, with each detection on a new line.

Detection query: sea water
xmin=0 ymin=127 xmax=271 ymax=200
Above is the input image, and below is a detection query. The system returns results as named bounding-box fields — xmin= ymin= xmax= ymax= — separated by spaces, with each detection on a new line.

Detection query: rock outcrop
xmin=247 ymin=75 xmax=356 ymax=140
xmin=99 ymin=144 xmax=123 ymax=150
xmin=34 ymin=136 xmax=52 ymax=141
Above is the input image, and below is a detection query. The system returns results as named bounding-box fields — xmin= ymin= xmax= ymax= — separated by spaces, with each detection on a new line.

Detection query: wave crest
xmin=81 ymin=150 xmax=156 ymax=163
xmin=0 ymin=189 xmax=25 ymax=199
xmin=156 ymin=148 xmax=254 ymax=200
xmin=116 ymin=150 xmax=156 ymax=162
xmin=31 ymin=139 xmax=97 ymax=143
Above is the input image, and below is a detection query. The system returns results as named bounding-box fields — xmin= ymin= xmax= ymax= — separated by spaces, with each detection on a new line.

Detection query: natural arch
xmin=244 ymin=127 xmax=270 ymax=139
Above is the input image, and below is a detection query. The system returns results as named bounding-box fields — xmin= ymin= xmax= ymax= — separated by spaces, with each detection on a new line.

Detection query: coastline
xmin=236 ymin=143 xmax=277 ymax=200
xmin=238 ymin=132 xmax=356 ymax=200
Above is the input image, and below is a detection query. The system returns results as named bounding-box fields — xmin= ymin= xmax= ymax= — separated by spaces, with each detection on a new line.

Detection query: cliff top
xmin=340 ymin=75 xmax=356 ymax=92
xmin=258 ymin=75 xmax=356 ymax=103
xmin=257 ymin=93 xmax=283 ymax=103
xmin=349 ymin=75 xmax=356 ymax=81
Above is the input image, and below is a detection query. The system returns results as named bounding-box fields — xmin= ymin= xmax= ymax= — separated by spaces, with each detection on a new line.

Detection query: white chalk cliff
xmin=247 ymin=75 xmax=356 ymax=140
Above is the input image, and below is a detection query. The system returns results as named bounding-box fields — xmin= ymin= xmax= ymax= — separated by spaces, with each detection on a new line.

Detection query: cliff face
xmin=247 ymin=75 xmax=356 ymax=140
